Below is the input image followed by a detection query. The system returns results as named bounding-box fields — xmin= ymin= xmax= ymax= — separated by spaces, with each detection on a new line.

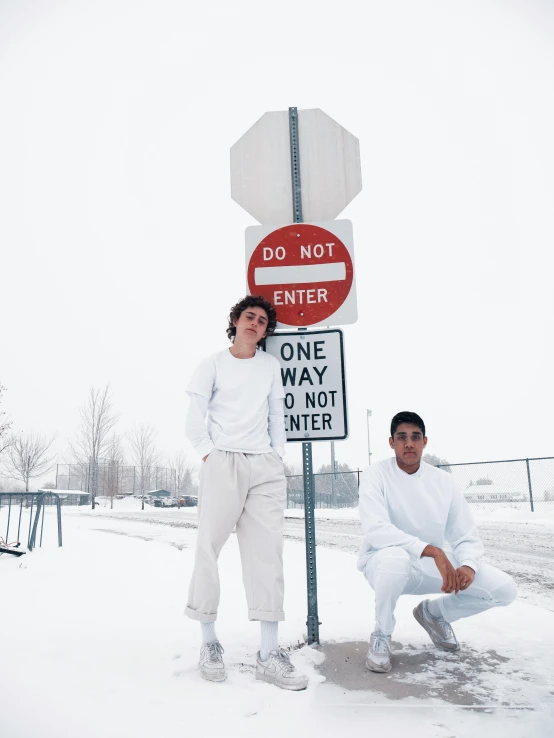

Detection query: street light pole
xmin=366 ymin=409 xmax=372 ymax=465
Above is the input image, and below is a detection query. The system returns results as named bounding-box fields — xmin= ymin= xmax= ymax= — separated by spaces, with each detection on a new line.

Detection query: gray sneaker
xmin=199 ymin=640 xmax=226 ymax=682
xmin=365 ymin=631 xmax=392 ymax=673
xmin=256 ymin=648 xmax=308 ymax=691
xmin=413 ymin=600 xmax=460 ymax=651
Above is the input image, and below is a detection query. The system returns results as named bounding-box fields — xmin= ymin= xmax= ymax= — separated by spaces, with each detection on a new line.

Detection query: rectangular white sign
xmin=254 ymin=262 xmax=347 ymax=286
xmin=265 ymin=329 xmax=348 ymax=442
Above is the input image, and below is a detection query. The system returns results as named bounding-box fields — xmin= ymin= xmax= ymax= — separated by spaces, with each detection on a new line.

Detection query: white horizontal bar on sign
xmin=254 ymin=262 xmax=346 ymax=286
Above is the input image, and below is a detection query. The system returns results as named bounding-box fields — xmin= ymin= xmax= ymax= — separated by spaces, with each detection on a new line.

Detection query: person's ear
xmin=423 ymin=436 xmax=428 ymax=449
xmin=389 ymin=436 xmax=394 ymax=449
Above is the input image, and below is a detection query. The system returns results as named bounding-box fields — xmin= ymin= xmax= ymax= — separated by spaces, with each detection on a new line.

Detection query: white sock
xmin=426 ymin=599 xmax=442 ymax=618
xmin=201 ymin=622 xmax=217 ymax=645
xmin=259 ymin=621 xmax=279 ymax=660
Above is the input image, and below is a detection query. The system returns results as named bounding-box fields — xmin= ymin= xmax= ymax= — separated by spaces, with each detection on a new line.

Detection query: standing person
xmin=358 ymin=411 xmax=517 ymax=673
xmin=184 ymin=295 xmax=308 ymax=691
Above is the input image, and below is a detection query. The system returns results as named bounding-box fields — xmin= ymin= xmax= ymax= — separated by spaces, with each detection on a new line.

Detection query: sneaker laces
xmin=437 ymin=617 xmax=455 ymax=640
xmin=205 ymin=641 xmax=224 ymax=662
xmin=272 ymin=648 xmax=294 ymax=674
xmin=426 ymin=606 xmax=455 ymax=640
xmin=372 ymin=635 xmax=390 ymax=654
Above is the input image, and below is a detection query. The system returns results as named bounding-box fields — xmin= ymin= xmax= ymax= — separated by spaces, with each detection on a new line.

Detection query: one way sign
xmin=265 ymin=329 xmax=348 ymax=441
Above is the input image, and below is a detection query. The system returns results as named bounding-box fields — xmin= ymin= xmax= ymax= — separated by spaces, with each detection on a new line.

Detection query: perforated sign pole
xmin=289 ymin=107 xmax=320 ymax=646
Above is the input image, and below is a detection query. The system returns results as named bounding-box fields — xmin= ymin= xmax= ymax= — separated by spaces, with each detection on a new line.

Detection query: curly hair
xmin=226 ymin=295 xmax=278 ymax=348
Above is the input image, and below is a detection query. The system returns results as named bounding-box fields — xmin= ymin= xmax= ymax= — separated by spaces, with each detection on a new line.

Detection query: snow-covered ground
xmin=1 ymin=503 xmax=553 ymax=737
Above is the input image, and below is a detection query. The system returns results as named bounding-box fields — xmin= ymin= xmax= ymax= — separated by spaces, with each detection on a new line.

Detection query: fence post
xmin=525 ymin=458 xmax=534 ymax=512
xmin=29 ymin=493 xmax=43 ymax=551
xmin=55 ymin=494 xmax=63 ymax=547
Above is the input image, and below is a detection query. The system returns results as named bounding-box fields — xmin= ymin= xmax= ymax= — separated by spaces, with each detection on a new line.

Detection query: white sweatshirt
xmin=185 ymin=348 xmax=286 ymax=460
xmin=357 ymin=457 xmax=484 ymax=574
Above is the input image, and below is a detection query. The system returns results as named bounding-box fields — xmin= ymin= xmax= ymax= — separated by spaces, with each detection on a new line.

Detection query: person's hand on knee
xmin=422 ymin=545 xmax=459 ymax=594
xmin=455 ymin=565 xmax=475 ymax=591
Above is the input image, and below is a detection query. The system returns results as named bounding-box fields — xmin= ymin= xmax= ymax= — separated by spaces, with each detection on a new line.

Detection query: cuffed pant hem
xmin=248 ymin=609 xmax=285 ymax=622
xmin=374 ymin=623 xmax=393 ymax=636
xmin=185 ymin=606 xmax=218 ymax=623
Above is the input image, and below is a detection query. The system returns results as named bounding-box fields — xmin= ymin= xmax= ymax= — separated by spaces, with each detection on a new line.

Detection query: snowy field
xmin=1 ymin=502 xmax=553 ymax=738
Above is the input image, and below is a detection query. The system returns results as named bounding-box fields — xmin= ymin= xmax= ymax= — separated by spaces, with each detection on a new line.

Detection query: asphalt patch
xmin=316 ymin=640 xmax=513 ymax=706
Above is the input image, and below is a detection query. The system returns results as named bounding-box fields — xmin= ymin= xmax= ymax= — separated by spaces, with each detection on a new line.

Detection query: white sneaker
xmin=413 ymin=600 xmax=460 ymax=651
xmin=256 ymin=648 xmax=308 ymax=691
xmin=365 ymin=631 xmax=392 ymax=673
xmin=199 ymin=640 xmax=226 ymax=682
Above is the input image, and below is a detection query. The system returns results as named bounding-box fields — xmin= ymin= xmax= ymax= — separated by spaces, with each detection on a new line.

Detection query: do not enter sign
xmin=245 ymin=219 xmax=357 ymax=328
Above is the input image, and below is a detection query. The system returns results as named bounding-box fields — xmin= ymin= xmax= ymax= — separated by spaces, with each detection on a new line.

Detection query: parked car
xmin=179 ymin=495 xmax=198 ymax=507
xmin=144 ymin=489 xmax=172 ymax=507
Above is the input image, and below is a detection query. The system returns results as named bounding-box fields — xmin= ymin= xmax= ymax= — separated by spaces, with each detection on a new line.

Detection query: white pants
xmin=363 ymin=546 xmax=517 ymax=636
xmin=186 ymin=449 xmax=287 ymax=623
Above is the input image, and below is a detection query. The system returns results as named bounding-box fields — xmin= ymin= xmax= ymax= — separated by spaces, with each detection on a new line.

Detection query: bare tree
xmin=104 ymin=434 xmax=125 ymax=509
xmin=168 ymin=452 xmax=195 ymax=496
xmin=70 ymin=386 xmax=119 ymax=509
xmin=0 ymin=382 xmax=13 ymax=457
xmin=284 ymin=462 xmax=301 ymax=477
xmin=3 ymin=432 xmax=57 ymax=492
xmin=423 ymin=453 xmax=452 ymax=473
xmin=0 ymin=476 xmax=25 ymax=493
xmin=128 ymin=423 xmax=159 ymax=509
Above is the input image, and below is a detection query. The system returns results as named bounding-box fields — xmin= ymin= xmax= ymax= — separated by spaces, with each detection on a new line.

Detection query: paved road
xmin=81 ymin=508 xmax=554 ymax=610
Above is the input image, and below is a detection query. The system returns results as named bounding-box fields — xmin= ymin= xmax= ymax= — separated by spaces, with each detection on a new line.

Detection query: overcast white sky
xmin=1 ymin=0 xmax=554 ymax=486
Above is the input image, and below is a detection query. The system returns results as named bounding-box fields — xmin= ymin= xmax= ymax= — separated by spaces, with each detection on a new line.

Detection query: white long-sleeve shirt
xmin=185 ymin=393 xmax=286 ymax=459
xmin=185 ymin=348 xmax=286 ymax=459
xmin=357 ymin=457 xmax=484 ymax=573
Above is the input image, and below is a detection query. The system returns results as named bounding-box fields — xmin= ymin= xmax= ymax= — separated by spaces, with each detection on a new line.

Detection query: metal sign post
xmin=289 ymin=106 xmax=320 ymax=645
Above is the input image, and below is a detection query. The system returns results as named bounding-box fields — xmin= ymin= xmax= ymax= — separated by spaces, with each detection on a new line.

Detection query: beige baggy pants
xmin=185 ymin=449 xmax=287 ymax=622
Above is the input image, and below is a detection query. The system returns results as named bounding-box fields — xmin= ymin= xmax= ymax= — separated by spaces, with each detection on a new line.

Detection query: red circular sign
xmin=247 ymin=224 xmax=353 ymax=326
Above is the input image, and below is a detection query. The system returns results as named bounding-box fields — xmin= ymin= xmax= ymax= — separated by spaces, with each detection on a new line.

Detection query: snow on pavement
xmin=82 ymin=501 xmax=554 ymax=610
xmin=0 ymin=505 xmax=553 ymax=738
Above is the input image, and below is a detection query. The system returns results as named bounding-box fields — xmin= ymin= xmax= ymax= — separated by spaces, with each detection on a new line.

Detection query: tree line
xmin=1 ymin=380 xmax=454 ymax=507
xmin=0 ymin=382 xmax=197 ymax=506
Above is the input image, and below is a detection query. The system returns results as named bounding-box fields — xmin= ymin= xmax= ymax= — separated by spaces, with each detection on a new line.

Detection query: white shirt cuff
xmin=197 ymin=440 xmax=215 ymax=460
xmin=410 ymin=539 xmax=429 ymax=560
xmin=460 ymin=559 xmax=480 ymax=574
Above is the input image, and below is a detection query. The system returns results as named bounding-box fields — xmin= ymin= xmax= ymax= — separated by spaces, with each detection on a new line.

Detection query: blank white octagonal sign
xmin=231 ymin=109 xmax=362 ymax=225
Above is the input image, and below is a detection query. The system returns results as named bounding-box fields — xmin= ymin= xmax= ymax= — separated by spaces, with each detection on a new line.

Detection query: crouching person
xmin=358 ymin=411 xmax=517 ymax=673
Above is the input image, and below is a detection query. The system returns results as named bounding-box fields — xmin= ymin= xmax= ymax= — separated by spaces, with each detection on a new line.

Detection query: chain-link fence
xmin=286 ymin=469 xmax=361 ymax=509
xmin=56 ymin=462 xmax=181 ymax=497
xmin=285 ymin=457 xmax=554 ymax=512
xmin=436 ymin=457 xmax=554 ymax=513
xmin=56 ymin=456 xmax=554 ymax=512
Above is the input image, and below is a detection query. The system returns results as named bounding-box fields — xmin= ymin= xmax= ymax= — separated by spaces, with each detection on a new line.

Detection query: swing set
xmin=0 ymin=491 xmax=63 ymax=557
